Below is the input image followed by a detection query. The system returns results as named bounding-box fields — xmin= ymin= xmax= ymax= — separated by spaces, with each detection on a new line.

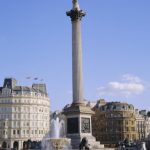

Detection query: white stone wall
xmin=0 ymin=92 xmax=50 ymax=149
xmin=145 ymin=117 xmax=150 ymax=139
xmin=135 ymin=111 xmax=150 ymax=140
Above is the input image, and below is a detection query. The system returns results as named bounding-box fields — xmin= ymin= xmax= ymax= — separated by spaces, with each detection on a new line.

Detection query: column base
xmin=63 ymin=102 xmax=104 ymax=149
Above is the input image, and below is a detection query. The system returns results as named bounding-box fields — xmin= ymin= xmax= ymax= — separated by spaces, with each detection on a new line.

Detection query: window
xmin=14 ymin=121 xmax=17 ymax=127
xmin=3 ymin=130 xmax=5 ymax=135
xmin=27 ymin=130 xmax=29 ymax=134
xmin=125 ymin=121 xmax=128 ymax=125
xmin=17 ymin=130 xmax=20 ymax=135
xmin=132 ymin=121 xmax=134 ymax=125
xmin=131 ymin=127 xmax=135 ymax=131
xmin=126 ymin=127 xmax=129 ymax=131
xmin=18 ymin=107 xmax=21 ymax=112
xmin=13 ymin=130 xmax=16 ymax=135
xmin=27 ymin=122 xmax=29 ymax=126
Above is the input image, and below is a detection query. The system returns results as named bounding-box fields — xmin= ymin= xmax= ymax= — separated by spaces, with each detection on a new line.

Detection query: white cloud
xmin=122 ymin=74 xmax=142 ymax=83
xmin=97 ymin=74 xmax=145 ymax=97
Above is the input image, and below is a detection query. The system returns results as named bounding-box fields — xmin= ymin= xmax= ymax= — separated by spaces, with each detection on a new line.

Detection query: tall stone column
xmin=67 ymin=0 xmax=85 ymax=104
xmin=64 ymin=1 xmax=104 ymax=149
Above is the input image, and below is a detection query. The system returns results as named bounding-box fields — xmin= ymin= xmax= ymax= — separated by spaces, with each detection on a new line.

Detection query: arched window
xmin=2 ymin=141 xmax=7 ymax=148
xmin=13 ymin=141 xmax=19 ymax=150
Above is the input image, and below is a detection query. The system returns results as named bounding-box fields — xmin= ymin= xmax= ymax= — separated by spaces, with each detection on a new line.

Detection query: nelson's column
xmin=64 ymin=0 xmax=104 ymax=149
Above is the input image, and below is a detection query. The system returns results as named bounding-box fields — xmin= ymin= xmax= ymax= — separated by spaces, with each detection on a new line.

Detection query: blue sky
xmin=0 ymin=0 xmax=150 ymax=111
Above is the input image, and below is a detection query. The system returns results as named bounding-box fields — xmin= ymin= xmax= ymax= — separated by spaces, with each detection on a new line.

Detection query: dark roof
xmin=0 ymin=78 xmax=47 ymax=95
xmin=99 ymin=102 xmax=134 ymax=111
xmin=13 ymin=86 xmax=31 ymax=91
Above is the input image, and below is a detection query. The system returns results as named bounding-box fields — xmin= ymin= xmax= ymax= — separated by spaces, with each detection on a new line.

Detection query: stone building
xmin=0 ymin=78 xmax=50 ymax=150
xmin=145 ymin=113 xmax=150 ymax=139
xmin=92 ymin=100 xmax=137 ymax=147
xmin=135 ymin=110 xmax=150 ymax=140
xmin=145 ymin=116 xmax=150 ymax=141
xmin=85 ymin=99 xmax=106 ymax=109
xmin=135 ymin=110 xmax=146 ymax=140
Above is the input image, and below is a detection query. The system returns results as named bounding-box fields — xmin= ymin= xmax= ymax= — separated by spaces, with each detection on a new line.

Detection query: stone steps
xmin=87 ymin=136 xmax=105 ymax=149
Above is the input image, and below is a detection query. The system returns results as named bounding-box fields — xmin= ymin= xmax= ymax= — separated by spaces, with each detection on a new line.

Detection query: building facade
xmin=92 ymin=101 xmax=138 ymax=147
xmin=145 ymin=115 xmax=150 ymax=139
xmin=135 ymin=110 xmax=146 ymax=140
xmin=135 ymin=110 xmax=150 ymax=140
xmin=0 ymin=78 xmax=50 ymax=150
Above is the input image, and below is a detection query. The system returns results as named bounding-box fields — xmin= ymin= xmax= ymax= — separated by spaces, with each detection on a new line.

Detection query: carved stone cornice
xmin=63 ymin=103 xmax=94 ymax=115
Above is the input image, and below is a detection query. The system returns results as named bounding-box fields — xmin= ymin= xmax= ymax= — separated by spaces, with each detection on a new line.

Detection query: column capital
xmin=66 ymin=9 xmax=86 ymax=21
xmin=67 ymin=0 xmax=86 ymax=21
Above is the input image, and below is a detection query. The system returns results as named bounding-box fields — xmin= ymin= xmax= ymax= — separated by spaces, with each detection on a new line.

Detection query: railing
xmin=0 ymin=93 xmax=48 ymax=98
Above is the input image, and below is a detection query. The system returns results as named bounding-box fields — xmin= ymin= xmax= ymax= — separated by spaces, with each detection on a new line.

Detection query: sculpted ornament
xmin=67 ymin=0 xmax=86 ymax=21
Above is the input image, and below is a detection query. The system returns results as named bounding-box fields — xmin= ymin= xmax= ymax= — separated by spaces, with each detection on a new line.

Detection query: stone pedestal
xmin=63 ymin=103 xmax=104 ymax=149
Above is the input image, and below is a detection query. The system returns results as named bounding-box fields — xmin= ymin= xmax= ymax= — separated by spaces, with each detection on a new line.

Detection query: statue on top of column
xmin=72 ymin=0 xmax=80 ymax=10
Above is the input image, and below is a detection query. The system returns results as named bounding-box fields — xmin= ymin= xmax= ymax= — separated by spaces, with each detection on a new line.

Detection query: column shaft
xmin=72 ymin=20 xmax=84 ymax=103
